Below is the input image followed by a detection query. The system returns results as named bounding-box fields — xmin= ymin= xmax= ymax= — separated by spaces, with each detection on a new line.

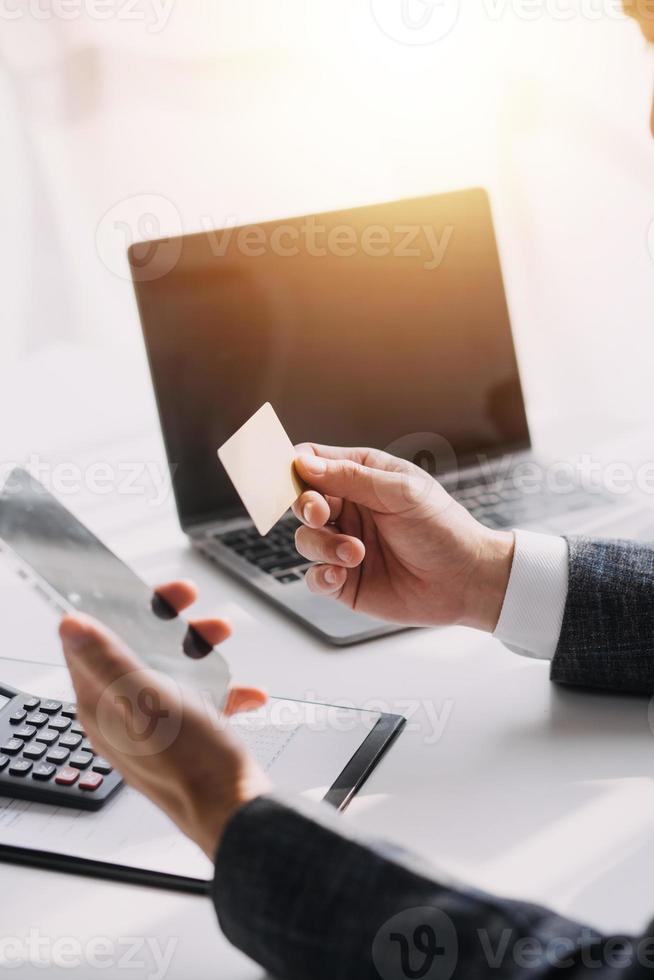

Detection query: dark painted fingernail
xmin=151 ymin=593 xmax=177 ymax=621
xmin=183 ymin=626 xmax=213 ymax=659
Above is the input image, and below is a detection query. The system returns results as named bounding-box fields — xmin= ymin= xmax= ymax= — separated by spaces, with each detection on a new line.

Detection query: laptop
xmin=128 ymin=187 xmax=626 ymax=645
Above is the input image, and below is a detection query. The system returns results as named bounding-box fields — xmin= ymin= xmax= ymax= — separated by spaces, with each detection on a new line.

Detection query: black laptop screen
xmin=130 ymin=188 xmax=530 ymax=529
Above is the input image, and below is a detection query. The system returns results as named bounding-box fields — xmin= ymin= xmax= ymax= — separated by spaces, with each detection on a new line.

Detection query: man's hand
xmin=59 ymin=580 xmax=271 ymax=860
xmin=293 ymin=445 xmax=514 ymax=632
xmin=623 ymin=0 xmax=654 ymax=41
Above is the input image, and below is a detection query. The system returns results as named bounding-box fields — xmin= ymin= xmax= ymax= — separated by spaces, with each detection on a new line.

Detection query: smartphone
xmin=0 ymin=468 xmax=231 ymax=706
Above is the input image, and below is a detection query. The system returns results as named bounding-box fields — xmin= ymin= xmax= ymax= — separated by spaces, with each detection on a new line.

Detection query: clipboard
xmin=0 ymin=707 xmax=405 ymax=893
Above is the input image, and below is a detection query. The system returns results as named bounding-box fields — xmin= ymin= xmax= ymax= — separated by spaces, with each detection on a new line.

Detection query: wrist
xmin=462 ymin=528 xmax=515 ymax=633
xmin=189 ymin=772 xmax=273 ymax=860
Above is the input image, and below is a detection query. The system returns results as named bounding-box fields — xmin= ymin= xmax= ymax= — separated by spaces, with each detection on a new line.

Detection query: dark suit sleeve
xmin=213 ymin=795 xmax=652 ymax=980
xmin=551 ymin=536 xmax=654 ymax=693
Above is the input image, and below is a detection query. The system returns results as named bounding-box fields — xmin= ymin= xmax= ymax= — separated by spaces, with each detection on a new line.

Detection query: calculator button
xmin=32 ymin=763 xmax=56 ymax=780
xmin=8 ymin=759 xmax=32 ymax=776
xmin=9 ymin=710 xmax=27 ymax=725
xmin=70 ymin=724 xmax=84 ymax=736
xmin=69 ymin=752 xmax=93 ymax=770
xmin=92 ymin=758 xmax=113 ymax=775
xmin=23 ymin=743 xmax=46 ymax=760
xmin=59 ymin=733 xmax=82 ymax=750
xmin=40 ymin=700 xmax=62 ymax=714
xmin=46 ymin=747 xmax=69 ymax=764
xmin=13 ymin=725 xmax=36 ymax=740
xmin=23 ymin=698 xmax=40 ymax=710
xmin=80 ymin=739 xmax=94 ymax=753
xmin=0 ymin=755 xmax=9 ymax=771
xmin=2 ymin=739 xmax=25 ymax=755
xmin=78 ymin=772 xmax=103 ymax=792
xmin=55 ymin=767 xmax=79 ymax=786
xmin=48 ymin=717 xmax=70 ymax=732
xmin=28 ymin=712 xmax=48 ymax=728
xmin=60 ymin=704 xmax=77 ymax=719
xmin=35 ymin=730 xmax=59 ymax=746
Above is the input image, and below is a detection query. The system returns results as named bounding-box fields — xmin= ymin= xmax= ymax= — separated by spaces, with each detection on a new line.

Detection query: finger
xmin=295 ymin=454 xmax=408 ymax=513
xmin=295 ymin=526 xmax=364 ymax=567
xmin=291 ymin=489 xmax=330 ymax=527
xmin=291 ymin=490 xmax=343 ymax=528
xmin=224 ymin=686 xmax=268 ymax=716
xmin=185 ymin=617 xmax=232 ymax=655
xmin=305 ymin=564 xmax=347 ymax=597
xmin=295 ymin=443 xmax=400 ymax=470
xmin=153 ymin=580 xmax=198 ymax=616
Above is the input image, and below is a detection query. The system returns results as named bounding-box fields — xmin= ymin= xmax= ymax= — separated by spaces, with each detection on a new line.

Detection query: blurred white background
xmin=1 ymin=0 xmax=654 ymax=459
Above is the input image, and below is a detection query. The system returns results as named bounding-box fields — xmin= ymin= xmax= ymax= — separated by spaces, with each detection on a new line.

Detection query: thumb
xmin=295 ymin=453 xmax=413 ymax=514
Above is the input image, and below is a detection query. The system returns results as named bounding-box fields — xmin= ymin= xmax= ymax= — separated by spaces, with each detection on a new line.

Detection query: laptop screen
xmin=130 ymin=188 xmax=530 ymax=529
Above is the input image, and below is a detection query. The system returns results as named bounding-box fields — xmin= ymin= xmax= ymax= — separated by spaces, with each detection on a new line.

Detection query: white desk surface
xmin=3 ymin=348 xmax=654 ymax=977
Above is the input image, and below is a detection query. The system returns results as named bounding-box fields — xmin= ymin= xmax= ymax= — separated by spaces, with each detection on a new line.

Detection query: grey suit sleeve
xmin=213 ymin=795 xmax=653 ymax=980
xmin=551 ymin=536 xmax=654 ymax=693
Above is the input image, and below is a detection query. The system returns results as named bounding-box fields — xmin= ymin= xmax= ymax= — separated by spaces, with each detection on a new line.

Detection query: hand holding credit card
xmin=217 ymin=403 xmax=304 ymax=536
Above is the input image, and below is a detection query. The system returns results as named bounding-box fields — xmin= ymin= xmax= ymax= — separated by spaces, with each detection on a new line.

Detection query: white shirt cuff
xmin=493 ymin=530 xmax=569 ymax=661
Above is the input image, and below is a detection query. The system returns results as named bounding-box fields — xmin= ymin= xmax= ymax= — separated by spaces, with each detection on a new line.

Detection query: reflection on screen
xmin=131 ymin=188 xmax=529 ymax=527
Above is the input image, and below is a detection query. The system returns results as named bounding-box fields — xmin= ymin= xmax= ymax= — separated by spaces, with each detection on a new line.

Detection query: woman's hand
xmin=293 ymin=445 xmax=514 ymax=632
xmin=59 ymin=580 xmax=271 ymax=859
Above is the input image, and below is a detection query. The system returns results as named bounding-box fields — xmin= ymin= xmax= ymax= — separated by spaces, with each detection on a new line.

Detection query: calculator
xmin=0 ymin=683 xmax=123 ymax=810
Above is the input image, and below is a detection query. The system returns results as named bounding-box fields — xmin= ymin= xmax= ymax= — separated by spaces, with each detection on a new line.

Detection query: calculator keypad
xmin=40 ymin=700 xmax=62 ymax=714
xmin=9 ymin=760 xmax=32 ymax=776
xmin=0 ymin=687 xmax=122 ymax=809
xmin=59 ymin=733 xmax=81 ymax=749
xmin=55 ymin=766 xmax=79 ymax=786
xmin=37 ymin=730 xmax=59 ymax=746
xmin=13 ymin=726 xmax=36 ymax=740
xmin=3 ymin=738 xmax=24 ymax=755
xmin=48 ymin=717 xmax=70 ymax=733
xmin=33 ymin=763 xmax=56 ymax=780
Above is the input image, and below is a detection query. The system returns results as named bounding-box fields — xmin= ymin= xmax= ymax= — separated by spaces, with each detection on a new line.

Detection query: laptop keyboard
xmin=207 ymin=515 xmax=310 ymax=584
xmin=448 ymin=471 xmax=613 ymax=529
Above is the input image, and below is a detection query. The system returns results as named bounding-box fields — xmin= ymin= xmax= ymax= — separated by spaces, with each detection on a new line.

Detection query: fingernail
xmin=151 ymin=593 xmax=177 ymax=621
xmin=324 ymin=567 xmax=339 ymax=585
xmin=183 ymin=626 xmax=213 ymax=660
xmin=303 ymin=502 xmax=313 ymax=523
xmin=299 ymin=454 xmax=326 ymax=476
xmin=336 ymin=543 xmax=352 ymax=563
